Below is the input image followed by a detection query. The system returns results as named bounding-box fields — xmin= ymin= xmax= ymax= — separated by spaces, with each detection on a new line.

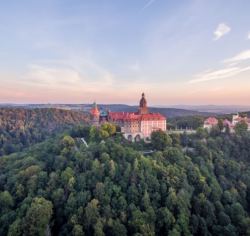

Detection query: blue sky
xmin=1 ymin=0 xmax=250 ymax=105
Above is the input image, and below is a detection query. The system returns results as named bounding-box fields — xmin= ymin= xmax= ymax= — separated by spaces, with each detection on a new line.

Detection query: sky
xmin=1 ymin=0 xmax=250 ymax=105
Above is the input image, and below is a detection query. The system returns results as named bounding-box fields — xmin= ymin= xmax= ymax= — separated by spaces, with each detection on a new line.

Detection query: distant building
xmin=203 ymin=117 xmax=218 ymax=131
xmin=231 ymin=113 xmax=250 ymax=131
xmin=203 ymin=113 xmax=250 ymax=133
xmin=90 ymin=93 xmax=167 ymax=141
xmin=223 ymin=119 xmax=234 ymax=133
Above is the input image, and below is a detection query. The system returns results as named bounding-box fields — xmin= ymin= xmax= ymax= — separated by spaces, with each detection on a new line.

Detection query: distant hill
xmin=0 ymin=103 xmax=215 ymax=118
xmin=0 ymin=108 xmax=89 ymax=156
xmin=170 ymin=105 xmax=250 ymax=114
xmin=96 ymin=104 xmax=214 ymax=118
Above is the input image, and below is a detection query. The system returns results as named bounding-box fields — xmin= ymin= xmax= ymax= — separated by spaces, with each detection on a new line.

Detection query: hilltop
xmin=0 ymin=108 xmax=89 ymax=156
xmin=95 ymin=104 xmax=214 ymax=118
xmin=0 ymin=104 xmax=215 ymax=118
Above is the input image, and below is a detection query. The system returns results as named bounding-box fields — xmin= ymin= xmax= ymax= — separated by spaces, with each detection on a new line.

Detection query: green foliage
xmin=1 ymin=124 xmax=250 ymax=235
xmin=235 ymin=121 xmax=248 ymax=135
xmin=0 ymin=108 xmax=88 ymax=156
xmin=151 ymin=130 xmax=172 ymax=150
xmin=62 ymin=135 xmax=76 ymax=148
xmin=90 ymin=123 xmax=116 ymax=141
xmin=0 ymin=191 xmax=14 ymax=211
xmin=168 ymin=116 xmax=204 ymax=129
xmin=100 ymin=123 xmax=116 ymax=137
xmin=23 ymin=197 xmax=53 ymax=236
xmin=196 ymin=127 xmax=208 ymax=139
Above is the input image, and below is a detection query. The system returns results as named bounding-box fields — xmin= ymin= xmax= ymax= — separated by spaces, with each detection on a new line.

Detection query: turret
xmin=90 ymin=102 xmax=100 ymax=125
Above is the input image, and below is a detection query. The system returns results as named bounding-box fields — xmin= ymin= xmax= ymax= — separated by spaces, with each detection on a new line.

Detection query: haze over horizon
xmin=1 ymin=0 xmax=250 ymax=105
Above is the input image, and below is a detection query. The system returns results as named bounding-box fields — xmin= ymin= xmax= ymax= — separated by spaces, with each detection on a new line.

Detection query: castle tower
xmin=138 ymin=93 xmax=148 ymax=114
xmin=90 ymin=102 xmax=100 ymax=126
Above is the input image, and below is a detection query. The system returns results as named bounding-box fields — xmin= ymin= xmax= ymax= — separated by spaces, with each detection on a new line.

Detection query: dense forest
xmin=167 ymin=116 xmax=204 ymax=130
xmin=1 ymin=123 xmax=250 ymax=236
xmin=0 ymin=108 xmax=89 ymax=156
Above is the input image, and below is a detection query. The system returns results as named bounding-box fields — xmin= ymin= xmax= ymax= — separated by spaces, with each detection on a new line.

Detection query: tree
xmin=61 ymin=135 xmax=75 ymax=148
xmin=110 ymin=220 xmax=127 ymax=236
xmin=218 ymin=119 xmax=224 ymax=131
xmin=8 ymin=218 xmax=22 ymax=236
xmin=157 ymin=207 xmax=175 ymax=232
xmin=196 ymin=127 xmax=208 ymax=139
xmin=142 ymin=191 xmax=151 ymax=210
xmin=90 ymin=126 xmax=100 ymax=141
xmin=151 ymin=130 xmax=172 ymax=150
xmin=170 ymin=133 xmax=181 ymax=147
xmin=89 ymin=123 xmax=116 ymax=141
xmin=61 ymin=167 xmax=75 ymax=192
xmin=94 ymin=182 xmax=106 ymax=204
xmin=23 ymin=197 xmax=53 ymax=236
xmin=218 ymin=212 xmax=231 ymax=226
xmin=94 ymin=220 xmax=105 ymax=236
xmin=235 ymin=122 xmax=248 ymax=135
xmin=72 ymin=224 xmax=84 ymax=236
xmin=84 ymin=199 xmax=100 ymax=228
xmin=100 ymin=123 xmax=116 ymax=136
xmin=0 ymin=191 xmax=14 ymax=211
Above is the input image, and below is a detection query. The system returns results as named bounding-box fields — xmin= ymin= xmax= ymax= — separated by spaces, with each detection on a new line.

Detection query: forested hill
xmin=0 ymin=104 xmax=214 ymax=118
xmin=94 ymin=104 xmax=214 ymax=118
xmin=0 ymin=108 xmax=89 ymax=156
xmin=1 ymin=125 xmax=250 ymax=235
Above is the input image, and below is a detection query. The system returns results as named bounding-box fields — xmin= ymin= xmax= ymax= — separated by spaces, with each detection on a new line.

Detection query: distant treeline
xmin=168 ymin=116 xmax=205 ymax=130
xmin=168 ymin=111 xmax=250 ymax=130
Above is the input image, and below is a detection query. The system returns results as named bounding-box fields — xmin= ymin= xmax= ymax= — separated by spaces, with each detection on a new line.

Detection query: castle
xmin=90 ymin=93 xmax=167 ymax=141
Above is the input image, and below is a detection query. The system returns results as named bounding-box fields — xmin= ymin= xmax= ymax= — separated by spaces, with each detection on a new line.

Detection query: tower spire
xmin=138 ymin=92 xmax=148 ymax=114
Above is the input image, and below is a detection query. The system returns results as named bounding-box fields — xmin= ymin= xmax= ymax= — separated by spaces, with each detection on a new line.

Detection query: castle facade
xmin=90 ymin=93 xmax=167 ymax=141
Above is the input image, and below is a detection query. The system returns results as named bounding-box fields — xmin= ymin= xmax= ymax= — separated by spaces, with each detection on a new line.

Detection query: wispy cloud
xmin=141 ymin=0 xmax=155 ymax=10
xmin=190 ymin=66 xmax=250 ymax=83
xmin=247 ymin=32 xmax=250 ymax=40
xmin=224 ymin=49 xmax=250 ymax=63
xmin=213 ymin=23 xmax=231 ymax=40
xmin=23 ymin=64 xmax=82 ymax=86
xmin=21 ymin=58 xmax=115 ymax=92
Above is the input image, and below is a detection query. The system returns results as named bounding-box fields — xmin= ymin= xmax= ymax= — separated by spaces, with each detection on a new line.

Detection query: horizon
xmin=1 ymin=102 xmax=250 ymax=108
xmin=1 ymin=0 xmax=250 ymax=105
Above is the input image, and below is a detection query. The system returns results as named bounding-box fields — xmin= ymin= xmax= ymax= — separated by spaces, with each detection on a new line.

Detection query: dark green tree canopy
xmin=1 ymin=123 xmax=250 ymax=236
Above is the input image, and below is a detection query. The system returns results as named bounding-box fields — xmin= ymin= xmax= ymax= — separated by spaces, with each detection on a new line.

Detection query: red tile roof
xmin=109 ymin=112 xmax=166 ymax=121
xmin=90 ymin=107 xmax=100 ymax=117
xmin=204 ymin=117 xmax=218 ymax=125
xmin=141 ymin=113 xmax=166 ymax=120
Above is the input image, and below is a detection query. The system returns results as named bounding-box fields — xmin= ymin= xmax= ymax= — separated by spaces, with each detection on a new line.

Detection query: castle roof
xmin=204 ymin=117 xmax=218 ymax=125
xmin=90 ymin=102 xmax=100 ymax=117
xmin=109 ymin=112 xmax=166 ymax=122
xmin=100 ymin=109 xmax=108 ymax=116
